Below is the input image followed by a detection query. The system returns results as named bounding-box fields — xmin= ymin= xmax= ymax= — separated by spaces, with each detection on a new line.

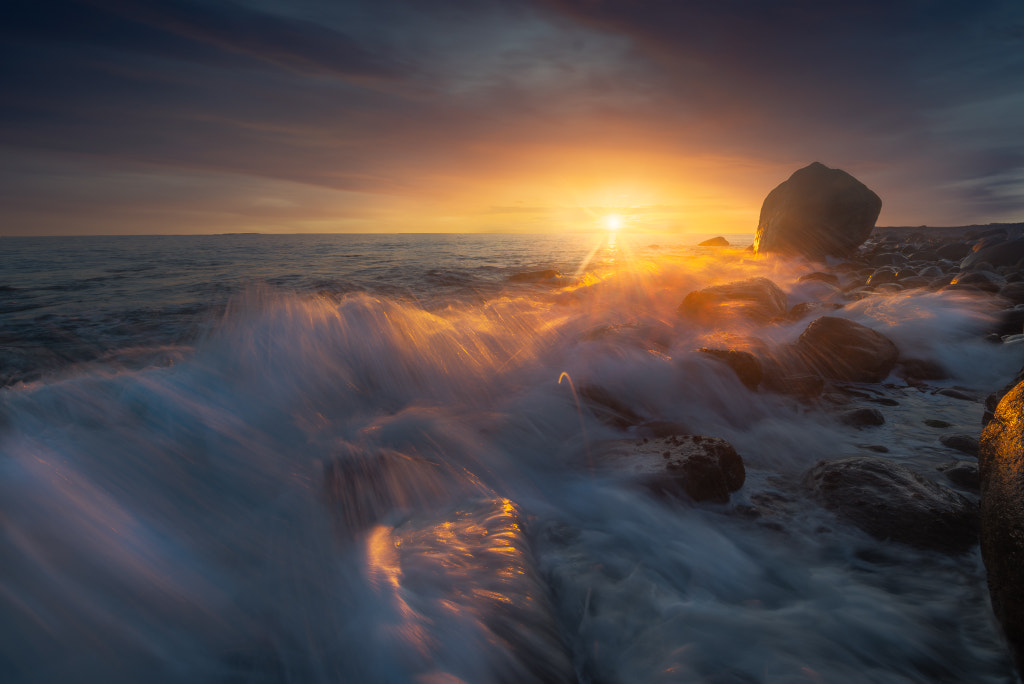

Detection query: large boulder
xmin=597 ymin=434 xmax=745 ymax=503
xmin=979 ymin=379 xmax=1024 ymax=673
xmin=794 ymin=316 xmax=899 ymax=382
xmin=804 ymin=456 xmax=978 ymax=554
xmin=754 ymin=162 xmax=882 ymax=259
xmin=678 ymin=277 xmax=787 ymax=325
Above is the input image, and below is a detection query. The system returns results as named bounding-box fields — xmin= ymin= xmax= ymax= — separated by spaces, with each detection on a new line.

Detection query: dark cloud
xmin=1 ymin=0 xmax=1023 ymax=233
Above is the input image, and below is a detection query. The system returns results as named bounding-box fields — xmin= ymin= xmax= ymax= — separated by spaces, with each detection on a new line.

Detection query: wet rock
xmin=597 ymin=435 xmax=745 ymax=503
xmin=366 ymin=499 xmax=577 ymax=683
xmin=993 ymin=305 xmax=1024 ymax=337
xmin=753 ymin=162 xmax=882 ymax=259
xmin=979 ymin=379 xmax=1024 ymax=674
xmin=934 ymin=387 xmax=978 ymax=402
xmin=950 ymin=271 xmax=1001 ymax=293
xmin=935 ymin=241 xmax=972 ymax=261
xmin=898 ymin=358 xmax=949 ymax=381
xmin=698 ymin=348 xmax=763 ymax=389
xmin=509 ymin=269 xmax=562 ymax=283
xmin=924 ymin=419 xmax=953 ymax=428
xmin=962 ymin=237 xmax=1024 ymax=270
xmin=579 ymin=384 xmax=646 ymax=430
xmin=794 ymin=316 xmax=899 ymax=383
xmin=804 ymin=457 xmax=978 ymax=553
xmin=678 ymin=277 xmax=787 ymax=324
xmin=998 ymin=282 xmax=1024 ymax=303
xmin=766 ymin=372 xmax=825 ymax=401
xmin=940 ymin=433 xmax=980 ymax=457
xmin=940 ymin=461 xmax=980 ymax=492
xmin=798 ymin=272 xmax=840 ymax=287
xmin=839 ymin=407 xmax=885 ymax=428
xmin=870 ymin=252 xmax=909 ymax=267
xmin=699 ymin=236 xmax=730 ymax=247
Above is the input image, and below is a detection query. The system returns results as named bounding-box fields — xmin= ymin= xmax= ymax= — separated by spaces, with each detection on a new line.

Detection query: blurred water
xmin=1 ymin=232 xmax=1019 ymax=682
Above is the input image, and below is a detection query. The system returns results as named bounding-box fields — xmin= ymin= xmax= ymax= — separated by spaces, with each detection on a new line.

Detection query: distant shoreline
xmin=873 ymin=222 xmax=1024 ymax=240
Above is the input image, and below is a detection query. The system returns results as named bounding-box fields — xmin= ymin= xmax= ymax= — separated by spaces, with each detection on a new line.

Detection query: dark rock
xmin=924 ymin=419 xmax=953 ymax=428
xmin=979 ymin=379 xmax=1024 ymax=674
xmin=509 ymin=269 xmax=561 ymax=282
xmin=950 ymin=271 xmax=1002 ymax=293
xmin=999 ymin=282 xmax=1024 ymax=303
xmin=698 ymin=348 xmax=763 ymax=389
xmin=366 ymin=499 xmax=577 ymax=683
xmin=962 ymin=237 xmax=1024 ymax=270
xmin=859 ymin=444 xmax=890 ymax=453
xmin=798 ymin=272 xmax=840 ymax=286
xmin=940 ymin=433 xmax=980 ymax=457
xmin=804 ymin=456 xmax=978 ymax=553
xmin=579 ymin=384 xmax=646 ymax=430
xmin=994 ymin=306 xmax=1024 ymax=336
xmin=935 ymin=387 xmax=978 ymax=402
xmin=678 ymin=277 xmax=787 ymax=324
xmin=766 ymin=372 xmax=825 ymax=401
xmin=870 ymin=252 xmax=908 ymax=267
xmin=794 ymin=316 xmax=899 ymax=383
xmin=897 ymin=358 xmax=949 ymax=382
xmin=962 ymin=239 xmax=1024 ymax=270
xmin=840 ymin=407 xmax=885 ymax=428
xmin=699 ymin=236 xmax=730 ymax=247
xmin=935 ymin=242 xmax=972 ymax=261
xmin=866 ymin=268 xmax=899 ymax=286
xmin=753 ymin=162 xmax=882 ymax=259
xmin=868 ymin=397 xmax=900 ymax=406
xmin=598 ymin=435 xmax=745 ymax=503
xmin=941 ymin=461 xmax=980 ymax=492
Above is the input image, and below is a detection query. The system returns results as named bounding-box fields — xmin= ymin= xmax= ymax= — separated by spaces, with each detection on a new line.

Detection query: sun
xmin=604 ymin=214 xmax=623 ymax=231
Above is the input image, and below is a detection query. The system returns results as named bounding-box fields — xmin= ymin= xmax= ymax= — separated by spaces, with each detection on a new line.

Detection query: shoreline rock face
xmin=678 ymin=277 xmax=787 ymax=324
xmin=597 ymin=435 xmax=745 ymax=503
xmin=795 ymin=316 xmax=898 ymax=383
xmin=754 ymin=162 xmax=882 ymax=260
xmin=979 ymin=379 xmax=1024 ymax=674
xmin=805 ymin=456 xmax=978 ymax=554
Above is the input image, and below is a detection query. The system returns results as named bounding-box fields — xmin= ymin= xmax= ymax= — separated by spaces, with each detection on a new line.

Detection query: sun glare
xmin=604 ymin=214 xmax=622 ymax=231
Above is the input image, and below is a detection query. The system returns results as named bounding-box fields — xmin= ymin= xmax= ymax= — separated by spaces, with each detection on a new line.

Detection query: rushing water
xmin=1 ymin=232 xmax=1020 ymax=682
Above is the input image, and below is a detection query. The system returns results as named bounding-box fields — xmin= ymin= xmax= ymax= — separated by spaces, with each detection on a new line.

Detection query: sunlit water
xmin=1 ymin=232 xmax=1020 ymax=682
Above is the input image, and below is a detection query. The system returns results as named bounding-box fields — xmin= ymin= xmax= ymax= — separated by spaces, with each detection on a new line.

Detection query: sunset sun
xmin=604 ymin=214 xmax=623 ymax=231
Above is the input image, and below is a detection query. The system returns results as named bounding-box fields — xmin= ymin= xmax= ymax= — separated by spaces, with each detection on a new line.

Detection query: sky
xmin=2 ymin=0 xmax=1023 ymax=235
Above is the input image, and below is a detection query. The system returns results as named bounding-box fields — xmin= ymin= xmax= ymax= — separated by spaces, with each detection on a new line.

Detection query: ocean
xmin=1 ymin=232 xmax=1019 ymax=682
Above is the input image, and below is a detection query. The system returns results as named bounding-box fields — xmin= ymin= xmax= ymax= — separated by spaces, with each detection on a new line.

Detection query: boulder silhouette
xmin=754 ymin=162 xmax=882 ymax=259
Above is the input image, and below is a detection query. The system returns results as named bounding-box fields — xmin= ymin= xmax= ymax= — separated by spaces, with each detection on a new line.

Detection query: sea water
xmin=0 ymin=232 xmax=1020 ymax=682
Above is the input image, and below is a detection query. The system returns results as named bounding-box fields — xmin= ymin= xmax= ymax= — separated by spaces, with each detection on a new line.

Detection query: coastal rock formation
xmin=364 ymin=499 xmax=576 ymax=683
xmin=597 ymin=434 xmax=745 ymax=503
xmin=753 ymin=162 xmax=882 ymax=259
xmin=678 ymin=277 xmax=787 ymax=324
xmin=795 ymin=316 xmax=898 ymax=382
xmin=698 ymin=348 xmax=763 ymax=390
xmin=699 ymin=236 xmax=730 ymax=247
xmin=962 ymin=237 xmax=1024 ymax=271
xmin=979 ymin=379 xmax=1024 ymax=673
xmin=805 ymin=456 xmax=979 ymax=554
